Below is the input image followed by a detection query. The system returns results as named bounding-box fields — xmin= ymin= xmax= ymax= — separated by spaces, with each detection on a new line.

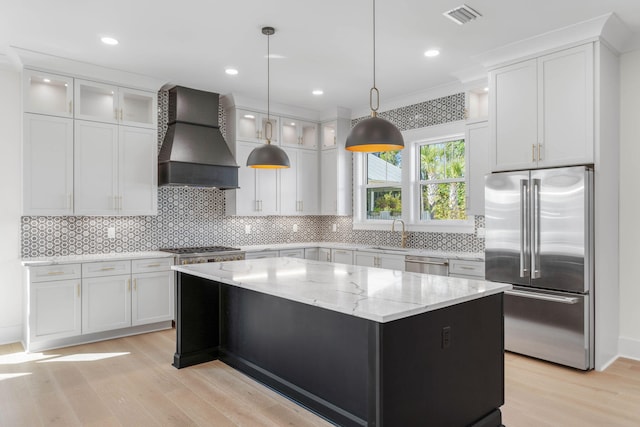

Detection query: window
xmin=353 ymin=121 xmax=473 ymax=233
xmin=418 ymin=139 xmax=467 ymax=221
xmin=365 ymin=151 xmax=402 ymax=220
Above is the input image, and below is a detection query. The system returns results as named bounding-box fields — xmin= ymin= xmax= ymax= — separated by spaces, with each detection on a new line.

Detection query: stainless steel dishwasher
xmin=405 ymin=255 xmax=449 ymax=276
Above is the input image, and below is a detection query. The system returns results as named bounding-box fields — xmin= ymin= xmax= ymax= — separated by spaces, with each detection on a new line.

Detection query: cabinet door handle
xmin=69 ymin=100 xmax=73 ymax=114
xmin=538 ymin=143 xmax=543 ymax=161
xmin=133 ymin=278 xmax=137 ymax=291
xmin=77 ymin=283 xmax=81 ymax=297
xmin=532 ymin=144 xmax=536 ymax=162
xmin=128 ymin=279 xmax=131 ymax=291
xmin=120 ymin=108 xmax=123 ymax=121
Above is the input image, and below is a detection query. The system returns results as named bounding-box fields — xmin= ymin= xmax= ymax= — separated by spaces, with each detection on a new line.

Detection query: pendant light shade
xmin=345 ymin=0 xmax=404 ymax=153
xmin=246 ymin=143 xmax=290 ymax=169
xmin=247 ymin=26 xmax=291 ymax=169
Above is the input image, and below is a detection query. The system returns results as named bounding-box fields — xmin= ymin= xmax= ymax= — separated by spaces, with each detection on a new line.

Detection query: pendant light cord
xmin=265 ymin=29 xmax=273 ymax=143
xmin=370 ymin=0 xmax=379 ymax=115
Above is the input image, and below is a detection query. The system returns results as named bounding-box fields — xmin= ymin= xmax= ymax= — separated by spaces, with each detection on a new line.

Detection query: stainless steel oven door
xmin=504 ymin=286 xmax=593 ymax=370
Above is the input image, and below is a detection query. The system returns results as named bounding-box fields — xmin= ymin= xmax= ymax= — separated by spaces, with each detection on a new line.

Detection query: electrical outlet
xmin=442 ymin=326 xmax=451 ymax=349
xmin=476 ymin=227 xmax=486 ymax=238
xmin=332 ymin=223 xmax=337 ymax=232
xmin=293 ymin=224 xmax=298 ymax=232
xmin=107 ymin=227 xmax=116 ymax=239
xmin=245 ymin=225 xmax=251 ymax=234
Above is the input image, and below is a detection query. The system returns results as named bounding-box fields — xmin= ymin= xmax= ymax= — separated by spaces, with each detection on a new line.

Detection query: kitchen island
xmin=172 ymin=258 xmax=511 ymax=427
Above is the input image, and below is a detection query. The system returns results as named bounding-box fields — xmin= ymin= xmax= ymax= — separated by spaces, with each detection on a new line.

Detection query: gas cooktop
xmin=159 ymin=246 xmax=241 ymax=255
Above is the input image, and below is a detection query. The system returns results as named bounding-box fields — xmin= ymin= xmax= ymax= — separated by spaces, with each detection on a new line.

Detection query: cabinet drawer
xmin=279 ymin=249 xmax=305 ymax=259
xmin=29 ymin=264 xmax=81 ymax=283
xmin=82 ymin=260 xmax=131 ymax=277
xmin=449 ymin=260 xmax=485 ymax=279
xmin=132 ymin=258 xmax=173 ymax=273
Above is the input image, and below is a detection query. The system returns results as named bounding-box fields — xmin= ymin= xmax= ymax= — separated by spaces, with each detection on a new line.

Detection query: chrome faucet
xmin=392 ymin=219 xmax=408 ymax=248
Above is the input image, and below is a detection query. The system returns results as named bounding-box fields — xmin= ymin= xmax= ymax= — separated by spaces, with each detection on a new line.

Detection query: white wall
xmin=619 ymin=48 xmax=640 ymax=361
xmin=0 ymin=65 xmax=24 ymax=344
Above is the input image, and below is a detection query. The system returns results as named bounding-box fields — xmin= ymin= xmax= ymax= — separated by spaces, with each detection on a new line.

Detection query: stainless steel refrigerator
xmin=485 ymin=166 xmax=594 ymax=370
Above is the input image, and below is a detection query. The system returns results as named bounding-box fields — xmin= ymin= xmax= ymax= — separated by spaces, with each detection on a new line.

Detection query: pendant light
xmin=246 ymin=26 xmax=290 ymax=169
xmin=345 ymin=0 xmax=404 ymax=152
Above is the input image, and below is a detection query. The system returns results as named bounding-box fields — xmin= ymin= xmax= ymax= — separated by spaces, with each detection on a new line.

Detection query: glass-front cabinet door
xmin=236 ymin=109 xmax=279 ymax=144
xmin=321 ymin=121 xmax=337 ymax=149
xmin=23 ymin=69 xmax=74 ymax=118
xmin=281 ymin=119 xmax=318 ymax=149
xmin=119 ymin=88 xmax=157 ymax=129
xmin=75 ymin=79 xmax=118 ymax=124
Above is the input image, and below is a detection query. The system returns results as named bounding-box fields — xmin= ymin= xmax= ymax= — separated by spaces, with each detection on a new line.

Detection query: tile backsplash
xmin=21 ymin=90 xmax=484 ymax=258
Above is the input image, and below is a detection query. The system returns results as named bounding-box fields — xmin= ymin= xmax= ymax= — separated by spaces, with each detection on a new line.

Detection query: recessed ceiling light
xmin=43 ymin=78 xmax=51 ymax=83
xmin=312 ymin=89 xmax=324 ymax=96
xmin=225 ymin=68 xmax=239 ymax=75
xmin=424 ymin=49 xmax=440 ymax=58
xmin=101 ymin=37 xmax=119 ymax=46
xmin=484 ymin=87 xmax=489 ymax=92
xmin=244 ymin=114 xmax=255 ymax=119
xmin=290 ymin=122 xmax=296 ymax=126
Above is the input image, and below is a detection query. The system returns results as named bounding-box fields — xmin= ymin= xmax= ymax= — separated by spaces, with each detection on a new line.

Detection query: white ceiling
xmin=2 ymin=0 xmax=640 ymax=114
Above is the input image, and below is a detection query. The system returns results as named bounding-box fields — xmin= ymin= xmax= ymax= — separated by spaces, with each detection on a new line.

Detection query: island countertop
xmin=172 ymin=257 xmax=511 ymax=323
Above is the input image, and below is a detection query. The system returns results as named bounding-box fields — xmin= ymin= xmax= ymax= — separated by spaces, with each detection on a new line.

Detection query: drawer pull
xmin=459 ymin=266 xmax=476 ymax=270
xmin=46 ymin=271 xmax=66 ymax=275
xmin=145 ymin=263 xmax=161 ymax=267
xmin=101 ymin=267 xmax=116 ymax=271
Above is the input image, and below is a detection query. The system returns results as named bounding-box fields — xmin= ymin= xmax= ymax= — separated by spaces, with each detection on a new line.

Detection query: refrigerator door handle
xmin=519 ymin=179 xmax=530 ymax=277
xmin=505 ymin=289 xmax=579 ymax=304
xmin=531 ymin=179 xmax=541 ymax=279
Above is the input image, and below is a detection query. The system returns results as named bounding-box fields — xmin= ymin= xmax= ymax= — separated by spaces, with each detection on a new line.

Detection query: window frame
xmin=353 ymin=121 xmax=474 ymax=233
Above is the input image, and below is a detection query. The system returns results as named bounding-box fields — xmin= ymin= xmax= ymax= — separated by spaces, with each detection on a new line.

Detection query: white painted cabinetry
xmin=331 ymin=249 xmax=354 ymax=265
xmin=235 ymin=108 xmax=279 ymax=143
xmin=320 ymin=117 xmax=352 ymax=215
xmin=245 ymin=250 xmax=280 ymax=259
xmin=279 ymin=248 xmax=305 ymax=259
xmin=304 ymin=248 xmax=319 ymax=260
xmin=280 ymin=148 xmax=319 ymax=215
xmin=23 ymin=113 xmax=74 ymax=215
xmin=27 ymin=264 xmax=82 ymax=343
xmin=25 ymin=256 xmax=174 ymax=351
xmin=465 ymin=120 xmax=489 ymax=216
xmin=281 ymin=119 xmax=318 ymax=149
xmin=489 ymin=43 xmax=594 ymax=171
xmin=354 ymin=251 xmax=405 ymax=271
xmin=318 ymin=248 xmax=332 ymax=262
xmin=229 ymin=141 xmax=279 ymax=215
xmin=23 ymin=69 xmax=74 ymax=118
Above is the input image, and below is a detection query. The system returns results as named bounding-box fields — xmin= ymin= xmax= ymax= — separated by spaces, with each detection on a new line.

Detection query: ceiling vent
xmin=443 ymin=4 xmax=482 ymax=25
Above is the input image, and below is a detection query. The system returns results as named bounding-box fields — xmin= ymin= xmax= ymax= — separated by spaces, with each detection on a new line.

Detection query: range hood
xmin=158 ymin=86 xmax=239 ymax=188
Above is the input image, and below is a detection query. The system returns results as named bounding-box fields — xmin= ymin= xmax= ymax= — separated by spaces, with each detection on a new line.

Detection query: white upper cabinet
xmin=281 ymin=118 xmax=318 ymax=149
xmin=280 ymin=148 xmax=319 ymax=215
xmin=23 ymin=70 xmax=74 ymax=118
xmin=75 ymin=79 xmax=156 ymax=129
xmin=119 ymin=127 xmax=158 ymax=215
xmin=465 ymin=120 xmax=489 ymax=216
xmin=321 ymin=121 xmax=337 ymax=149
xmin=74 ymin=121 xmax=120 ymax=215
xmin=227 ymin=141 xmax=279 ymax=216
xmin=490 ymin=43 xmax=594 ymax=171
xmin=23 ymin=113 xmax=74 ymax=215
xmin=236 ymin=108 xmax=279 ymax=144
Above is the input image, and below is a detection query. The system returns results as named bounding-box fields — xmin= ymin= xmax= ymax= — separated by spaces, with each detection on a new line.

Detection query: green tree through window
xmin=419 ymin=140 xmax=466 ymax=220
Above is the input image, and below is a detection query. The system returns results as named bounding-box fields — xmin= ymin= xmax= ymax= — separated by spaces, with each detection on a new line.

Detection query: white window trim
xmin=352 ymin=120 xmax=475 ymax=234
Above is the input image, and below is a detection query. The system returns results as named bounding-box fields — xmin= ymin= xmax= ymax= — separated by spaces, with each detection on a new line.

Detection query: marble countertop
xmin=173 ymin=258 xmax=509 ymax=323
xmin=240 ymin=242 xmax=484 ymax=261
xmin=22 ymin=251 xmax=174 ymax=266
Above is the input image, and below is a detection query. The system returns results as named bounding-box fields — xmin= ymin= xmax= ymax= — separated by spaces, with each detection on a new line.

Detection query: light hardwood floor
xmin=1 ymin=330 xmax=638 ymax=426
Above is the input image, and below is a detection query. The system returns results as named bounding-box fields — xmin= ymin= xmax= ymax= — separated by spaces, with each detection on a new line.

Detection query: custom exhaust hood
xmin=158 ymin=86 xmax=239 ymax=188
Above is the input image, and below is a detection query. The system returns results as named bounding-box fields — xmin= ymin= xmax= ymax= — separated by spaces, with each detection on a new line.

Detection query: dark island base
xmin=174 ymin=273 xmax=504 ymax=427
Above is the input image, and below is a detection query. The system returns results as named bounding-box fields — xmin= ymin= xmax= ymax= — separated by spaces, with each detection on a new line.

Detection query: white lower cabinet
xmin=304 ymin=248 xmax=319 ymax=260
xmin=448 ymin=260 xmax=485 ymax=279
xmin=82 ymin=274 xmax=132 ymax=334
xmin=355 ymin=251 xmax=405 ymax=271
xmin=29 ymin=279 xmax=82 ymax=341
xmin=279 ymin=248 xmax=305 ymax=259
xmin=245 ymin=250 xmax=280 ymax=259
xmin=318 ymin=248 xmax=332 ymax=262
xmin=25 ymin=257 xmax=173 ymax=351
xmin=331 ymin=249 xmax=354 ymax=265
xmin=132 ymin=271 xmax=174 ymax=325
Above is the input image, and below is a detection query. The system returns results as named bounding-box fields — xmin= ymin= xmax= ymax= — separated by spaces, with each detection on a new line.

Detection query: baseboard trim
xmin=0 ymin=324 xmax=22 ymax=346
xmin=25 ymin=321 xmax=173 ymax=352
xmin=619 ymin=336 xmax=640 ymax=361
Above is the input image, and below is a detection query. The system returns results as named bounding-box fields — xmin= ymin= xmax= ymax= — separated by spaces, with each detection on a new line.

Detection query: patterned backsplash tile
xmin=21 ymin=89 xmax=484 ymax=258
